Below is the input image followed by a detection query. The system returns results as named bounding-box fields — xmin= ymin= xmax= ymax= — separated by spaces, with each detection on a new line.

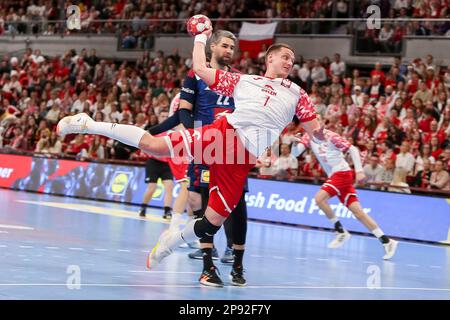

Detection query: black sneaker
xmin=162 ymin=211 xmax=172 ymax=219
xmin=199 ymin=266 xmax=224 ymax=287
xmin=139 ymin=209 xmax=146 ymax=217
xmin=230 ymin=267 xmax=246 ymax=286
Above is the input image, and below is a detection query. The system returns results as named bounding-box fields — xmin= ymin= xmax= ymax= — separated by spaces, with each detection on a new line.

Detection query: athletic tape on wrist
xmin=194 ymin=34 xmax=208 ymax=45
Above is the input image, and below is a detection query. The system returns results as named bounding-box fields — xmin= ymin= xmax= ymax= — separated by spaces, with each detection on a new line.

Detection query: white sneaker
xmin=146 ymin=231 xmax=173 ymax=269
xmin=328 ymin=231 xmax=351 ymax=249
xmin=56 ymin=112 xmax=93 ymax=136
xmin=179 ymin=239 xmax=200 ymax=249
xmin=383 ymin=239 xmax=398 ymax=260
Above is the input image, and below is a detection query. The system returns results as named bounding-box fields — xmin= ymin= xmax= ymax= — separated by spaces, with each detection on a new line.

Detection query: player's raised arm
xmin=189 ymin=16 xmax=241 ymax=97
xmin=192 ymin=30 xmax=217 ymax=86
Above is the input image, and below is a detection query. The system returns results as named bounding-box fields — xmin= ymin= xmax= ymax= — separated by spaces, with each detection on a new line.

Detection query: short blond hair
xmin=264 ymin=43 xmax=295 ymax=64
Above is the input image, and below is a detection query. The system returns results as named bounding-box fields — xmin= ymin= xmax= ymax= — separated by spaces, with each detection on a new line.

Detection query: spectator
xmin=351 ymin=85 xmax=363 ymax=106
xmin=329 ymin=75 xmax=343 ymax=97
xmin=311 ymin=59 xmax=327 ymax=85
xmin=330 ymin=53 xmax=345 ymax=77
xmin=256 ymin=148 xmax=277 ymax=178
xmin=430 ymin=136 xmax=443 ymax=159
xmin=440 ymin=146 xmax=450 ymax=170
xmin=388 ymin=168 xmax=411 ymax=193
xmin=423 ymin=120 xmax=446 ymax=145
xmin=376 ymin=24 xmax=394 ymax=52
xmin=429 ymin=160 xmax=450 ymax=190
xmin=71 ymin=90 xmax=91 ymax=114
xmin=363 ymin=154 xmax=384 ymax=189
xmin=413 ymin=158 xmax=433 ymax=188
xmin=8 ymin=126 xmax=27 ymax=150
xmin=65 ymin=134 xmax=89 ymax=158
xmin=377 ymin=158 xmax=396 ymax=190
xmin=88 ymin=136 xmax=105 ymax=159
xmin=413 ymin=82 xmax=432 ymax=104
xmin=35 ymin=130 xmax=61 ymax=155
xmin=45 ymin=101 xmax=61 ymax=125
xmin=395 ymin=141 xmax=415 ymax=175
xmin=367 ymin=75 xmax=385 ymax=102
xmin=273 ymin=143 xmax=298 ymax=180
xmin=298 ymin=60 xmax=312 ymax=87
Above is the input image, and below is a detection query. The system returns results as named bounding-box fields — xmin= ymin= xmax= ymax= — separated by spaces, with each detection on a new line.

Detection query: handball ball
xmin=186 ymin=15 xmax=212 ymax=36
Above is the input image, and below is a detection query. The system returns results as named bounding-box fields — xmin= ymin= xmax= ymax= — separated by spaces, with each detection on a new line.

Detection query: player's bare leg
xmin=347 ymin=201 xmax=398 ymax=260
xmin=161 ymin=180 xmax=174 ymax=219
xmin=139 ymin=183 xmax=157 ymax=217
xmin=314 ymin=190 xmax=351 ymax=248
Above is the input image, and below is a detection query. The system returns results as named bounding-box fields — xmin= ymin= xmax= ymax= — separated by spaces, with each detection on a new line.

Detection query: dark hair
xmin=264 ymin=43 xmax=295 ymax=63
xmin=209 ymin=30 xmax=237 ymax=46
xmin=206 ymin=30 xmax=237 ymax=59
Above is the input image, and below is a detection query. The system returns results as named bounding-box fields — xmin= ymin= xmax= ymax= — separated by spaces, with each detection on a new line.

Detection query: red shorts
xmin=167 ymin=158 xmax=189 ymax=183
xmin=167 ymin=117 xmax=256 ymax=217
xmin=321 ymin=170 xmax=359 ymax=207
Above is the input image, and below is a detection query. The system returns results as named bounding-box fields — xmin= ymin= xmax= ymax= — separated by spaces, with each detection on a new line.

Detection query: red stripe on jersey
xmin=296 ymin=88 xmax=317 ymax=123
xmin=327 ymin=130 xmax=351 ymax=152
xmin=209 ymin=70 xmax=241 ymax=97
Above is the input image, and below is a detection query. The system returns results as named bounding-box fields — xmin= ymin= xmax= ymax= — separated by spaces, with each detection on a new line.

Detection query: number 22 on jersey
xmin=216 ymin=95 xmax=230 ymax=106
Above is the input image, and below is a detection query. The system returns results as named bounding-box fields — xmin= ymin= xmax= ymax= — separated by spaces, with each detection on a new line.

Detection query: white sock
xmin=372 ymin=228 xmax=385 ymax=239
xmin=163 ymin=230 xmax=183 ymax=250
xmin=329 ymin=217 xmax=339 ymax=224
xmin=88 ymin=121 xmax=146 ymax=148
xmin=169 ymin=212 xmax=184 ymax=232
xmin=179 ymin=218 xmax=199 ymax=244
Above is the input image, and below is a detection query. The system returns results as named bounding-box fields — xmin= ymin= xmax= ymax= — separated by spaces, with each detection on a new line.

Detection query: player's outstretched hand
xmin=203 ymin=27 xmax=213 ymax=39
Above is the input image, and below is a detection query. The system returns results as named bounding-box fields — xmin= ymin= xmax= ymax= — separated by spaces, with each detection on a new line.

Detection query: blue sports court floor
xmin=0 ymin=188 xmax=449 ymax=300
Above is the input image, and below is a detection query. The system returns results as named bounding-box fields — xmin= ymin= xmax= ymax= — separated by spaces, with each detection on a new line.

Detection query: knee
xmin=139 ymin=134 xmax=167 ymax=157
xmin=194 ymin=216 xmax=221 ymax=239
xmin=164 ymin=181 xmax=174 ymax=191
xmin=138 ymin=133 xmax=153 ymax=151
xmin=205 ymin=212 xmax=225 ymax=226
xmin=315 ymin=194 xmax=325 ymax=205
xmin=188 ymin=193 xmax=201 ymax=211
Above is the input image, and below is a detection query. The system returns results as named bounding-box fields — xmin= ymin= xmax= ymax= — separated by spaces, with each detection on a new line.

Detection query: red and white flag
xmin=238 ymin=22 xmax=278 ymax=59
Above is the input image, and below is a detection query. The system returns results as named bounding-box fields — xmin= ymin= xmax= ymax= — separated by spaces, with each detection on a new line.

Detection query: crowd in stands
xmin=0 ymin=44 xmax=448 ymax=192
xmin=0 ymin=0 xmax=448 ymax=40
xmin=0 ymin=1 xmax=448 ymax=192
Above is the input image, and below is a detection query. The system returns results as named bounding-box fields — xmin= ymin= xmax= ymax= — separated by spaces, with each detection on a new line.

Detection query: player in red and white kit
xmin=56 ymin=23 xmax=333 ymax=272
xmin=294 ymin=129 xmax=398 ymax=260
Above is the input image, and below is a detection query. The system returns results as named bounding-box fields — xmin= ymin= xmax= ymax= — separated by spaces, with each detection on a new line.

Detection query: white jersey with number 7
xmin=209 ymin=70 xmax=317 ymax=157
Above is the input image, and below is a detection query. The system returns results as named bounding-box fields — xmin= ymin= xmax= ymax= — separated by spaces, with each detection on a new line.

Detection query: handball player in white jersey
xmin=294 ymin=129 xmax=398 ymax=259
xmin=56 ymin=21 xmax=336 ymax=270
